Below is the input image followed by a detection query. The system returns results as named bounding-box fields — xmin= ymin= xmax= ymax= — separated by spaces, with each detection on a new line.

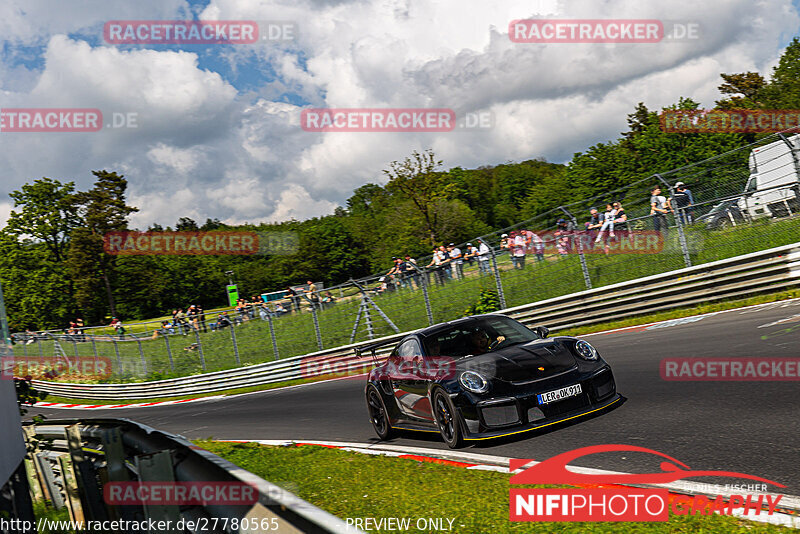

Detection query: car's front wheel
xmin=432 ymin=389 xmax=464 ymax=448
xmin=366 ymin=385 xmax=394 ymax=440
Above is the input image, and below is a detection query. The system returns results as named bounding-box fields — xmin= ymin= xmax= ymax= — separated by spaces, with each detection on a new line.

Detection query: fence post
xmin=133 ymin=336 xmax=147 ymax=377
xmin=89 ymin=336 xmax=99 ymax=369
xmin=656 ymin=174 xmax=692 ymax=268
xmin=411 ymin=263 xmax=434 ymax=326
xmin=229 ymin=323 xmax=241 ymax=366
xmin=163 ymin=333 xmax=175 ymax=373
xmin=192 ymin=328 xmax=206 ymax=372
xmin=482 ymin=239 xmax=507 ymax=309
xmin=559 ymin=206 xmax=593 ymax=290
xmin=311 ymin=306 xmax=323 ymax=350
xmin=112 ymin=338 xmax=122 ymax=376
xmin=267 ymin=313 xmax=280 ymax=360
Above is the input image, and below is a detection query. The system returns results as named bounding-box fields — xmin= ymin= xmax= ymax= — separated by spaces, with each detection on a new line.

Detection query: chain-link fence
xmin=8 ymin=131 xmax=800 ymax=383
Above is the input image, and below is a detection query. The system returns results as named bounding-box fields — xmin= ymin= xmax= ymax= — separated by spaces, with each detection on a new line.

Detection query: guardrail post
xmin=311 ymin=306 xmax=324 ymax=350
xmin=163 ymin=333 xmax=175 ymax=373
xmin=192 ymin=328 xmax=206 ymax=372
xmin=134 ymin=451 xmax=182 ymax=528
xmin=267 ymin=313 xmax=280 ymax=359
xmin=482 ymin=239 xmax=507 ymax=309
xmin=657 ymin=174 xmax=692 ymax=268
xmin=230 ymin=323 xmax=241 ymax=366
xmin=559 ymin=206 xmax=593 ymax=290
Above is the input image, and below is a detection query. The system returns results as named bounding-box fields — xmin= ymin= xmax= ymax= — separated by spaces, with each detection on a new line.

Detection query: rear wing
xmin=354 ymin=338 xmax=397 ymax=363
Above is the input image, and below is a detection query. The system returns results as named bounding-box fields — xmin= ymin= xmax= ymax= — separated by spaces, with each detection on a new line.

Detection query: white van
xmin=742 ymin=134 xmax=800 ymax=219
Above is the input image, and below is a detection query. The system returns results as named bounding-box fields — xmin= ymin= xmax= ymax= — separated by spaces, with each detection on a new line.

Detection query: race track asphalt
xmin=29 ymin=300 xmax=800 ymax=494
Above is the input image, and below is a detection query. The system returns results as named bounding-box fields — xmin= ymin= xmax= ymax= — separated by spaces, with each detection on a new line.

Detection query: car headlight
xmin=574 ymin=340 xmax=599 ymax=361
xmin=459 ymin=371 xmax=490 ymax=393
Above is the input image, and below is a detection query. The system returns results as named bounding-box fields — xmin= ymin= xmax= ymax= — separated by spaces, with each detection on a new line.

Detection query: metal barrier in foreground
xmin=23 ymin=418 xmax=362 ymax=533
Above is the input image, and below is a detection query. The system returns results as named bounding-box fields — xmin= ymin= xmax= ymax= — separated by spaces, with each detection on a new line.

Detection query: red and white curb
xmin=31 ymin=396 xmax=225 ymax=410
xmin=220 ymin=439 xmax=800 ymax=528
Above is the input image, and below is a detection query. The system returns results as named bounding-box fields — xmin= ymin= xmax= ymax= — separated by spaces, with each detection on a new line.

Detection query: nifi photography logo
xmin=509 ymin=444 xmax=785 ymax=522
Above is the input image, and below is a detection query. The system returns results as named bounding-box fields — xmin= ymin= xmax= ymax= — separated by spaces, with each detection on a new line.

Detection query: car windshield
xmin=421 ymin=316 xmax=540 ymax=359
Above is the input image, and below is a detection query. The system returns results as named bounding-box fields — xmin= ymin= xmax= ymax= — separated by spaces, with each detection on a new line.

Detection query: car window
xmin=421 ymin=316 xmax=540 ymax=358
xmin=397 ymin=339 xmax=422 ymax=360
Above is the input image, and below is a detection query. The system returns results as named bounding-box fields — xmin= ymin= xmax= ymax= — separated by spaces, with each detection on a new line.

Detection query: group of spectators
xmin=424 ymin=242 xmax=496 ymax=285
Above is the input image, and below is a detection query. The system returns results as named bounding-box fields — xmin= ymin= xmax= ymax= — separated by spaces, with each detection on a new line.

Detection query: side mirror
xmin=534 ymin=326 xmax=549 ymax=339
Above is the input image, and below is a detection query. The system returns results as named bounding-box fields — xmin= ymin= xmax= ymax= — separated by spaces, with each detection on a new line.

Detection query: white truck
xmin=700 ymin=134 xmax=800 ymax=229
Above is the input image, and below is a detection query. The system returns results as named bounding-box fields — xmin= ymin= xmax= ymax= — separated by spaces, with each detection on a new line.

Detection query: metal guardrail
xmin=23 ymin=418 xmax=362 ymax=533
xmin=31 ymin=241 xmax=800 ymax=400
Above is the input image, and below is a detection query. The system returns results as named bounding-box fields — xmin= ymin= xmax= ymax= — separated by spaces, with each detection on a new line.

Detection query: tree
xmin=4 ymin=178 xmax=80 ymax=264
xmin=67 ymin=171 xmax=138 ymax=320
xmin=176 ymin=217 xmax=199 ymax=231
xmin=383 ymin=149 xmax=455 ymax=245
xmin=715 ymin=72 xmax=767 ymax=109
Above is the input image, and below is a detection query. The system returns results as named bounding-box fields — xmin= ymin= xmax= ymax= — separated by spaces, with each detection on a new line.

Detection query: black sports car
xmin=361 ymin=313 xmax=621 ymax=448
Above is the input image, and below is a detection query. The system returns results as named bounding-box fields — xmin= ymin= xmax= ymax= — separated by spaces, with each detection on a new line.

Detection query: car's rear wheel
xmin=432 ymin=389 xmax=464 ymax=449
xmin=366 ymin=385 xmax=393 ymax=440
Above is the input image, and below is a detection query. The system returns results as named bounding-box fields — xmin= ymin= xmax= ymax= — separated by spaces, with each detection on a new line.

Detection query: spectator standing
xmin=448 ymin=243 xmax=464 ymax=279
xmin=109 ymin=317 xmax=126 ymax=340
xmin=464 ymin=243 xmax=478 ymax=265
xmin=401 ymin=254 xmax=419 ymax=289
xmin=187 ymin=305 xmax=199 ymax=331
xmin=306 ymin=281 xmax=321 ymax=308
xmin=197 ymin=305 xmax=207 ymax=333
xmin=438 ymin=245 xmax=452 ymax=280
xmin=286 ymin=286 xmax=300 ymax=312
xmin=554 ymin=218 xmax=575 ymax=256
xmin=650 ymin=186 xmax=672 ymax=237
xmin=530 ymin=231 xmax=545 ymax=262
xmin=477 ymin=240 xmax=491 ymax=274
xmin=499 ymin=233 xmax=510 ymax=255
xmin=425 ymin=248 xmax=443 ymax=286
xmin=75 ymin=318 xmax=85 ymax=341
xmin=174 ymin=308 xmax=190 ymax=334
xmin=510 ymin=231 xmax=526 ymax=269
xmin=672 ymin=182 xmax=694 ymax=224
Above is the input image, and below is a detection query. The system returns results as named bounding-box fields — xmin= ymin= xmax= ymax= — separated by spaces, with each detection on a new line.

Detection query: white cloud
xmin=0 ymin=0 xmax=799 ymax=230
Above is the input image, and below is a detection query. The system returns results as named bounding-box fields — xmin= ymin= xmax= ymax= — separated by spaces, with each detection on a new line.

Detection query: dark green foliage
xmin=463 ymin=289 xmax=501 ymax=316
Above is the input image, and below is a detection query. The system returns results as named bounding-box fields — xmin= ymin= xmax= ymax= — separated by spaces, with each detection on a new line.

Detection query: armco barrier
xmin=24 ymin=418 xmax=362 ymax=533
xmin=32 ymin=242 xmax=800 ymax=400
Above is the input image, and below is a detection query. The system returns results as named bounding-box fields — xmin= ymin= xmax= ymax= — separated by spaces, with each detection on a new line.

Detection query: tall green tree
xmin=67 ymin=171 xmax=138 ymax=320
xmin=384 ymin=149 xmax=456 ymax=245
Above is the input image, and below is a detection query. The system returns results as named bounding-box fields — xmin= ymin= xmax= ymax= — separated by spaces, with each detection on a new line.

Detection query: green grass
xmin=196 ymin=441 xmax=792 ymax=533
xmin=21 ymin=215 xmax=800 ymax=383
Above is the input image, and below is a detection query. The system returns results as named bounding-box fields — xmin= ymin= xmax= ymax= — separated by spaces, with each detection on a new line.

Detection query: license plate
xmin=537 ymin=383 xmax=582 ymax=405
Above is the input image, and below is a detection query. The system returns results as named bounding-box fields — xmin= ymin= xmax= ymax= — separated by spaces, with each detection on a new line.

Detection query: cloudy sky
xmin=0 ymin=0 xmax=799 ymax=229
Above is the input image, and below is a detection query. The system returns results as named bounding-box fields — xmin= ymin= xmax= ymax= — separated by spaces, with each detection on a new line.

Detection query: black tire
xmin=432 ymin=389 xmax=464 ymax=449
xmin=366 ymin=385 xmax=394 ymax=440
